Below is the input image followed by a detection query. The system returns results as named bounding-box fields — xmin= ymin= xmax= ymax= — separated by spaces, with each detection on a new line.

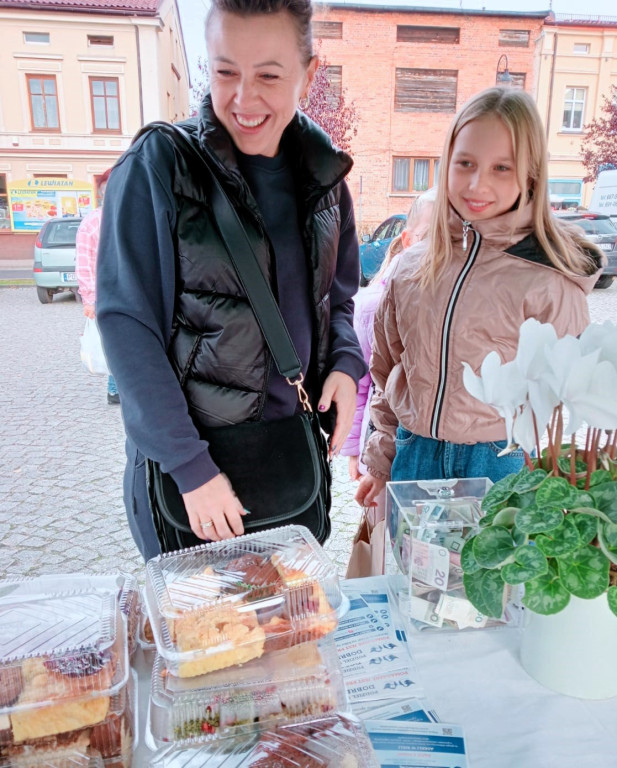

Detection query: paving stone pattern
xmin=2 ymin=284 xmax=616 ymax=583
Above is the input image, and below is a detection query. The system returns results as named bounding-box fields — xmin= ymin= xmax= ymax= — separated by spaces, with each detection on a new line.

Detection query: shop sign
xmin=8 ymin=178 xmax=94 ymax=232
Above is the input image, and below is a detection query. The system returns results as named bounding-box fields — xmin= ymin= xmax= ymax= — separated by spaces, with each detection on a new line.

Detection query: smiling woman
xmin=96 ymin=0 xmax=366 ymax=559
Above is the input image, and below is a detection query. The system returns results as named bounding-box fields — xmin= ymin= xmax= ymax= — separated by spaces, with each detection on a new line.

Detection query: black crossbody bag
xmin=144 ymin=123 xmax=332 ymax=552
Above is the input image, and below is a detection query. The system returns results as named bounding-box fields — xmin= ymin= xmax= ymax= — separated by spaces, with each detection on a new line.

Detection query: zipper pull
xmin=462 ymin=220 xmax=471 ymax=252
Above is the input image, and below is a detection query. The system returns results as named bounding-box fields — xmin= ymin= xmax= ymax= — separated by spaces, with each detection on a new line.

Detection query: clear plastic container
xmin=0 ymin=574 xmax=140 ymax=659
xmin=1 ymin=754 xmax=105 ymax=768
xmin=149 ymin=638 xmax=346 ymax=747
xmin=148 ymin=714 xmax=379 ymax=767
xmin=137 ymin=591 xmax=157 ymax=665
xmin=0 ymin=666 xmax=135 ymax=768
xmin=145 ymin=526 xmax=341 ymax=678
xmin=0 ymin=590 xmax=129 ymax=745
xmin=386 ymin=478 xmax=518 ymax=631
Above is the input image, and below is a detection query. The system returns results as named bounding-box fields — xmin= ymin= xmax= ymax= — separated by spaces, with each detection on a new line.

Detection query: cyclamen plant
xmin=460 ymin=319 xmax=617 ymax=619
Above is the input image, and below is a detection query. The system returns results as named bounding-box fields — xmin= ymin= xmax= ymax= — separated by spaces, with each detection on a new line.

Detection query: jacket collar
xmin=449 ymin=202 xmax=535 ymax=251
xmin=196 ymin=93 xmax=352 ymax=200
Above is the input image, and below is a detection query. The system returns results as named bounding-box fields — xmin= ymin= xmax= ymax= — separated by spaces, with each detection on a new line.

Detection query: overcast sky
xmin=177 ymin=0 xmax=615 ymax=87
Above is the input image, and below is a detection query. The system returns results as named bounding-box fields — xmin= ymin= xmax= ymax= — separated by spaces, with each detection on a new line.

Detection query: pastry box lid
xmin=149 ymin=638 xmax=347 ymax=747
xmin=0 ymin=590 xmax=129 ymax=715
xmin=3 ymin=755 xmax=105 ymax=768
xmin=144 ymin=526 xmax=341 ymax=667
xmin=148 ymin=714 xmax=379 ymax=767
xmin=0 ymin=573 xmax=139 ymax=618
xmin=0 ymin=574 xmax=140 ymax=657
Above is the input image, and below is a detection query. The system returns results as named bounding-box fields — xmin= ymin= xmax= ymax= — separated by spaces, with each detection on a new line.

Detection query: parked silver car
xmin=33 ymin=216 xmax=81 ymax=304
xmin=555 ymin=211 xmax=617 ymax=289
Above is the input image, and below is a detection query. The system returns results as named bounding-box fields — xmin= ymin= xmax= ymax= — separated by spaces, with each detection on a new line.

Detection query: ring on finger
xmin=201 ymin=520 xmax=214 ymax=530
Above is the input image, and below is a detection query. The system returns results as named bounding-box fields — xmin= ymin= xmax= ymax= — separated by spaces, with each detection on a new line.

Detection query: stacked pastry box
xmin=143 ymin=525 xmax=379 ymax=767
xmin=0 ymin=573 xmax=139 ymax=767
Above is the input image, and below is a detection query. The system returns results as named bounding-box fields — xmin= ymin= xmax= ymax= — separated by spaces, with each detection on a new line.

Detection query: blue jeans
xmin=391 ymin=427 xmax=525 ymax=484
xmin=107 ymin=375 xmax=118 ymax=396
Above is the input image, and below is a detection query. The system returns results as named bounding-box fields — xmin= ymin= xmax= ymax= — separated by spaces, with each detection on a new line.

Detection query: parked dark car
xmin=33 ymin=216 xmax=82 ymax=304
xmin=359 ymin=214 xmax=406 ymax=286
xmin=555 ymin=211 xmax=617 ymax=289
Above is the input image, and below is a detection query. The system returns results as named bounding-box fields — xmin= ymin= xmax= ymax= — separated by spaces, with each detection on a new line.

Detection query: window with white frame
xmin=573 ymin=43 xmax=590 ymax=54
xmin=562 ymin=87 xmax=586 ymax=131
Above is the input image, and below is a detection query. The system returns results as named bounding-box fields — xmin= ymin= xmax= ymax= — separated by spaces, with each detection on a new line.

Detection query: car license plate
xmin=600 ymin=243 xmax=614 ymax=251
xmin=62 ymin=272 xmax=76 ymax=282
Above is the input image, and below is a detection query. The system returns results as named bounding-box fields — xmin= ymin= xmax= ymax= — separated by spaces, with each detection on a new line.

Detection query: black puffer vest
xmin=151 ymin=96 xmax=352 ymax=431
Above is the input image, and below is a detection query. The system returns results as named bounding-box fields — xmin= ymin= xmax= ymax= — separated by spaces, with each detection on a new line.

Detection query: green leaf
xmin=590 ymin=470 xmax=613 ymax=487
xmin=472 ymin=527 xmax=516 ymax=568
xmin=575 ymin=490 xmax=595 ymax=508
xmin=523 ymin=564 xmax=571 ymax=615
xmin=602 ymin=522 xmax=617 ymax=551
xmin=608 ymin=587 xmax=617 ymax=618
xmin=481 ymin=475 xmax=517 ymax=514
xmin=535 ymin=476 xmax=580 ymax=509
xmin=571 ymin=514 xmax=598 ymax=545
xmin=510 ymin=468 xmax=547 ymax=494
xmin=557 ymin=544 xmax=610 ymax=599
xmin=492 ymin=507 xmax=518 ymax=527
xmin=510 ymin=490 xmax=538 ymax=510
xmin=512 ymin=527 xmax=529 ymax=546
xmin=501 ymin=545 xmax=548 ymax=585
xmin=535 ymin=516 xmax=581 ymax=557
xmin=590 ymin=482 xmax=617 ymax=523
xmin=463 ymin=569 xmax=506 ymax=618
xmin=557 ymin=456 xmax=587 ymax=476
xmin=514 ymin=505 xmax=564 ymax=535
xmin=460 ymin=537 xmax=481 ymax=574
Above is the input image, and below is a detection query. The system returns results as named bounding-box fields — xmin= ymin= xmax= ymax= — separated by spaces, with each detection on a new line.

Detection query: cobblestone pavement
xmin=1 ymin=282 xmax=616 ymax=583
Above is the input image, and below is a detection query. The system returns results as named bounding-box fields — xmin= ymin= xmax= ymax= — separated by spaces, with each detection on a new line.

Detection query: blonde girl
xmin=356 ymin=87 xmax=603 ymax=507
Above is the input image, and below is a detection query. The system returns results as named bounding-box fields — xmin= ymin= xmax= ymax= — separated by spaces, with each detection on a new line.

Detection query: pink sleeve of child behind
xmin=340 ymin=282 xmax=386 ymax=458
xmin=75 ymin=208 xmax=102 ymax=307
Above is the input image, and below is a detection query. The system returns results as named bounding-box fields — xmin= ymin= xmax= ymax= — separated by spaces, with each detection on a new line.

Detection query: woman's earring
xmin=299 ymin=95 xmax=310 ymax=111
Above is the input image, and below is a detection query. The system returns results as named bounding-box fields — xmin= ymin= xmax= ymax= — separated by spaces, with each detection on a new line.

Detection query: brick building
xmin=313 ymin=3 xmax=547 ymax=235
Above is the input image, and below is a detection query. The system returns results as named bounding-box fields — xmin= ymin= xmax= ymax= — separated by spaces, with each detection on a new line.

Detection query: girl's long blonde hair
xmin=371 ymin=187 xmax=437 ymax=284
xmin=418 ymin=87 xmax=599 ymax=288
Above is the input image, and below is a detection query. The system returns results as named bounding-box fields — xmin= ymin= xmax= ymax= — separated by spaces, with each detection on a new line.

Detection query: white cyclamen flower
xmin=462 ymin=352 xmax=528 ymax=445
xmin=544 ymin=335 xmax=617 ymax=433
xmin=515 ymin=319 xmax=560 ymax=431
xmin=579 ymin=321 xmax=617 ymax=369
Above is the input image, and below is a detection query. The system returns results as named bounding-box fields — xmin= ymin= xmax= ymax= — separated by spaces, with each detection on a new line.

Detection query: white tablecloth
xmin=408 ymin=626 xmax=617 ymax=768
xmin=131 ymin=577 xmax=617 ymax=767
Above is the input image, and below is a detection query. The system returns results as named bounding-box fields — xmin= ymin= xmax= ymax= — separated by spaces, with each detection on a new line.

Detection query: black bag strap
xmin=144 ymin=121 xmax=303 ymax=383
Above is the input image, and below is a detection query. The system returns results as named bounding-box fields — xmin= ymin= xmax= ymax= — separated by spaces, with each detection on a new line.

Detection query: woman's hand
xmin=83 ymin=303 xmax=95 ymax=319
xmin=348 ymin=456 xmax=362 ymax=481
xmin=355 ymin=473 xmax=386 ymax=507
xmin=182 ymin=473 xmax=246 ymax=541
xmin=318 ymin=371 xmax=357 ymax=456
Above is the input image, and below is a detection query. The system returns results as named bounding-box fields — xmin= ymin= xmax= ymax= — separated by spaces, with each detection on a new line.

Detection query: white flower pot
xmin=520 ymin=593 xmax=617 ymax=699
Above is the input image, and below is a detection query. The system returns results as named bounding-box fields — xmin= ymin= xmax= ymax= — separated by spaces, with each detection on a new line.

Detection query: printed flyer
xmin=364 ymin=720 xmax=468 ymax=767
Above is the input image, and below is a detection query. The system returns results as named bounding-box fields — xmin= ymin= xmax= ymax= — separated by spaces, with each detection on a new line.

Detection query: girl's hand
xmin=182 ymin=473 xmax=246 ymax=541
xmin=318 ymin=371 xmax=357 ymax=456
xmin=355 ymin=474 xmax=386 ymax=507
xmin=83 ymin=304 xmax=95 ymax=319
xmin=348 ymin=456 xmax=362 ymax=481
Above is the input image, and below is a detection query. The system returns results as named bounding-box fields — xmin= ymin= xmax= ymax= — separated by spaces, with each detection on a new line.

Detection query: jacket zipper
xmin=462 ymin=220 xmax=471 ymax=252
xmin=429 ymin=224 xmax=481 ymax=439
